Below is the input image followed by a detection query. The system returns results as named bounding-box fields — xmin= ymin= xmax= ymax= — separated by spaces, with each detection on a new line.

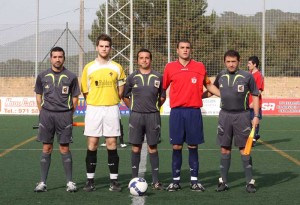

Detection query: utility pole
xmin=79 ymin=0 xmax=84 ymax=77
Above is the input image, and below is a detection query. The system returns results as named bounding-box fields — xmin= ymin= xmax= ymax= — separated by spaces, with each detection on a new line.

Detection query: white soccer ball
xmin=128 ymin=177 xmax=148 ymax=196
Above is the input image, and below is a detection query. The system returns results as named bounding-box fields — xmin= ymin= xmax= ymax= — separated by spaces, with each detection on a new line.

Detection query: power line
xmin=0 ymin=8 xmax=96 ymax=32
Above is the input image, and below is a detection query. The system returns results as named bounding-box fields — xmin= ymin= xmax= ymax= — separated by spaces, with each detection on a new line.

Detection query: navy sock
xmin=172 ymin=149 xmax=182 ymax=184
xmin=188 ymin=147 xmax=199 ymax=184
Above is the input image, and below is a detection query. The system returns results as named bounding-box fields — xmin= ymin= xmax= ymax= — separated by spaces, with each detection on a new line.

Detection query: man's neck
xmin=178 ymin=58 xmax=191 ymax=67
xmin=52 ymin=67 xmax=63 ymax=73
xmin=251 ymin=68 xmax=259 ymax=74
xmin=139 ymin=67 xmax=151 ymax=74
xmin=96 ymin=56 xmax=109 ymax=64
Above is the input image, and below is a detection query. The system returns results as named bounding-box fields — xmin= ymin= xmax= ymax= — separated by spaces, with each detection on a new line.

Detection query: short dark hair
xmin=224 ymin=49 xmax=240 ymax=61
xmin=50 ymin=46 xmax=65 ymax=59
xmin=248 ymin=56 xmax=260 ymax=68
xmin=96 ymin=33 xmax=112 ymax=47
xmin=137 ymin=48 xmax=152 ymax=60
xmin=176 ymin=39 xmax=192 ymax=48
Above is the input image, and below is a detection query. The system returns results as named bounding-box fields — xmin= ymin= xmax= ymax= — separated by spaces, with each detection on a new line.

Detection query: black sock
xmin=108 ymin=149 xmax=119 ymax=175
xmin=86 ymin=149 xmax=97 ymax=174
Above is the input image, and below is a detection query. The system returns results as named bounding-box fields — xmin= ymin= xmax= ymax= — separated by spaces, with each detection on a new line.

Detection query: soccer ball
xmin=128 ymin=177 xmax=148 ymax=196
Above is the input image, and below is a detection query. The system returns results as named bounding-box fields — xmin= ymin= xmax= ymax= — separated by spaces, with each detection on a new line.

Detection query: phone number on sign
xmin=3 ymin=108 xmax=39 ymax=114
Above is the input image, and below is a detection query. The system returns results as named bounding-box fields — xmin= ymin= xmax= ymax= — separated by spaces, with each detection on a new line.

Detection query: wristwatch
xmin=254 ymin=114 xmax=260 ymax=118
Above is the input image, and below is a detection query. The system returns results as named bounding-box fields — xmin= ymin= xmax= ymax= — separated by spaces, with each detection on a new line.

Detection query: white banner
xmin=160 ymin=98 xmax=221 ymax=116
xmin=0 ymin=97 xmax=221 ymax=116
xmin=0 ymin=97 xmax=39 ymax=115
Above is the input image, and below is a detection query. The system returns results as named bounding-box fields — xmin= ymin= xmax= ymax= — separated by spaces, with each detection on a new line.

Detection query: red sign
xmin=262 ymin=99 xmax=300 ymax=116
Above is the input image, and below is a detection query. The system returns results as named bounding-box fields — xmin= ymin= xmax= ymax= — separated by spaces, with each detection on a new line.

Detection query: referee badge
xmin=154 ymin=80 xmax=160 ymax=88
xmin=62 ymin=86 xmax=69 ymax=94
xmin=238 ymin=85 xmax=244 ymax=92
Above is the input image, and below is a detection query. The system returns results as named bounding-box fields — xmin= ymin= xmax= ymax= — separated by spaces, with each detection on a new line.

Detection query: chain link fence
xmin=0 ymin=0 xmax=299 ymax=97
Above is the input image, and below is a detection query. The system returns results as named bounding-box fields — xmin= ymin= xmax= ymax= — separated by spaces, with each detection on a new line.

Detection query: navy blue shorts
xmin=169 ymin=107 xmax=204 ymax=145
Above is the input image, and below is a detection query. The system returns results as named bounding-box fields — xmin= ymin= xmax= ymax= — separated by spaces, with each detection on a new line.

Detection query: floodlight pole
xmin=262 ymin=0 xmax=265 ymax=76
xmin=79 ymin=0 xmax=84 ymax=77
xmin=167 ymin=0 xmax=170 ymax=62
xmin=35 ymin=0 xmax=39 ymax=81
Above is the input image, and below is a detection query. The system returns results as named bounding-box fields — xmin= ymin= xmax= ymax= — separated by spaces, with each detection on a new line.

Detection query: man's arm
xmin=82 ymin=92 xmax=88 ymax=100
xmin=123 ymin=97 xmax=131 ymax=108
xmin=36 ymin=94 xmax=42 ymax=112
xmin=160 ymin=97 xmax=166 ymax=106
xmin=205 ymin=83 xmax=220 ymax=97
xmin=72 ymin=96 xmax=79 ymax=113
xmin=118 ymin=85 xmax=125 ymax=100
xmin=202 ymin=90 xmax=213 ymax=99
xmin=252 ymin=95 xmax=260 ymax=127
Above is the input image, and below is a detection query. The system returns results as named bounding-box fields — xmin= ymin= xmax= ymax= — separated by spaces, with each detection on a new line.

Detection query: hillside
xmin=0 ymin=29 xmax=95 ymax=62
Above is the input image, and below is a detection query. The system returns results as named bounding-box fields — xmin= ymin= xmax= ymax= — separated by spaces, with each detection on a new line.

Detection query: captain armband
xmin=117 ymin=79 xmax=126 ymax=86
xmin=204 ymin=75 xmax=211 ymax=85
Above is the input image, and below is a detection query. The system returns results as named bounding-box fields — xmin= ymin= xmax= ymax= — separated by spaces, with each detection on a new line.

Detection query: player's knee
xmin=59 ymin=144 xmax=70 ymax=154
xmin=187 ymin=145 xmax=197 ymax=149
xmin=148 ymin=145 xmax=158 ymax=153
xmin=42 ymin=143 xmax=53 ymax=154
xmin=172 ymin=144 xmax=183 ymax=150
xmin=106 ymin=137 xmax=117 ymax=149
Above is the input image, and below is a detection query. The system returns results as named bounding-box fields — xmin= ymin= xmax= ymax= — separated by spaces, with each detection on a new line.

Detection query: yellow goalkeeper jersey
xmin=81 ymin=59 xmax=126 ymax=106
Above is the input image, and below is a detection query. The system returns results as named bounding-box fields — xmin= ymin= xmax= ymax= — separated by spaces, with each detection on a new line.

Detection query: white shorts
xmin=84 ymin=105 xmax=120 ymax=137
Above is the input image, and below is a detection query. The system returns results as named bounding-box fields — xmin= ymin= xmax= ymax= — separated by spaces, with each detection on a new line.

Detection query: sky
xmin=0 ymin=0 xmax=299 ymax=44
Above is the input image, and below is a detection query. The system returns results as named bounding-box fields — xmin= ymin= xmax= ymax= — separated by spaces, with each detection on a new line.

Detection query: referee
xmin=34 ymin=46 xmax=80 ymax=192
xmin=123 ymin=48 xmax=166 ymax=190
xmin=213 ymin=50 xmax=260 ymax=193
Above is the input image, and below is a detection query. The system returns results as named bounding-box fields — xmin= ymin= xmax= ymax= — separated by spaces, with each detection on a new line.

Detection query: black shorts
xmin=129 ymin=112 xmax=161 ymax=146
xmin=217 ymin=110 xmax=252 ymax=148
xmin=37 ymin=109 xmax=73 ymax=144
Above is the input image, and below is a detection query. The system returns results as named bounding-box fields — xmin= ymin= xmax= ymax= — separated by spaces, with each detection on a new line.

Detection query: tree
xmin=89 ymin=0 xmax=216 ymax=74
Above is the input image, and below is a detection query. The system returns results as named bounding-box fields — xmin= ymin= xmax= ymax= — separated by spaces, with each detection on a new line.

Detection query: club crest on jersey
xmin=154 ymin=80 xmax=160 ymax=88
xmin=238 ymin=85 xmax=244 ymax=92
xmin=62 ymin=86 xmax=69 ymax=94
xmin=191 ymin=77 xmax=197 ymax=84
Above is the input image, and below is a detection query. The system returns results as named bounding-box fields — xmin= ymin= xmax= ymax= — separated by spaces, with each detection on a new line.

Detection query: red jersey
xmin=163 ymin=59 xmax=211 ymax=108
xmin=249 ymin=70 xmax=264 ymax=107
